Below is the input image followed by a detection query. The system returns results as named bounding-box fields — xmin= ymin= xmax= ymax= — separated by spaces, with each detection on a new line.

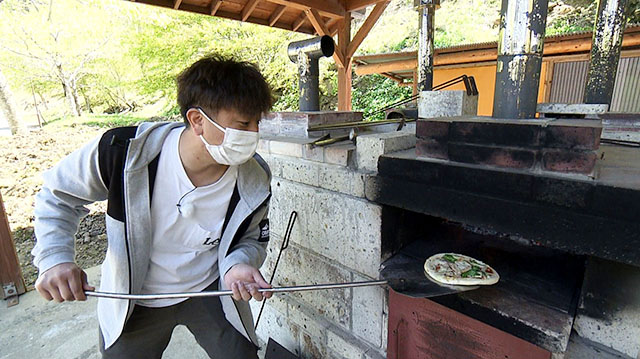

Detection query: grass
xmin=43 ymin=113 xmax=157 ymax=129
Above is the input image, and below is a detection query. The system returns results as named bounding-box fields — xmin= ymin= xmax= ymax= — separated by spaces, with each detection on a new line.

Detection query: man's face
xmin=198 ymin=107 xmax=259 ymax=146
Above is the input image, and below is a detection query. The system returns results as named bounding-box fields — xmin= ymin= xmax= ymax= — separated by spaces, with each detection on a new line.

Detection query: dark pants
xmin=99 ymin=281 xmax=258 ymax=359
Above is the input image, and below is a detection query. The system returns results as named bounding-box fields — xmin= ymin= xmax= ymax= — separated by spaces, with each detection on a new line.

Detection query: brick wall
xmin=252 ymin=132 xmax=415 ymax=359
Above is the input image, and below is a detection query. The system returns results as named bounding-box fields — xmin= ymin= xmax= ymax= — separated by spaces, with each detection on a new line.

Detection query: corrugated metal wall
xmin=549 ymin=61 xmax=589 ymax=104
xmin=549 ymin=57 xmax=640 ymax=113
xmin=611 ymin=57 xmax=640 ymax=113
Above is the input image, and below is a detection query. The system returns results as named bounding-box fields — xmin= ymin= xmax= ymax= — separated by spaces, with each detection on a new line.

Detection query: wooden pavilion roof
xmin=133 ymin=0 xmax=388 ymax=36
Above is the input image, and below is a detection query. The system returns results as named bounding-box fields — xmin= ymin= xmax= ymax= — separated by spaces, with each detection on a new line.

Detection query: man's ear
xmin=185 ymin=108 xmax=204 ymax=136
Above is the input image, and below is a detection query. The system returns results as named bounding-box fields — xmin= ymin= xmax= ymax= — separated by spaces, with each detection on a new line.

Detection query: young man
xmin=32 ymin=55 xmax=274 ymax=358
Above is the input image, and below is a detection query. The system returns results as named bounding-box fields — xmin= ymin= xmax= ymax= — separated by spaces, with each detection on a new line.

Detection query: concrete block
xmin=271 ymin=140 xmax=304 ymax=158
xmin=272 ymin=181 xmax=382 ymax=278
xmin=327 ymin=329 xmax=367 ymax=359
xmin=319 ymin=163 xmax=366 ymax=198
xmin=303 ymin=144 xmax=324 ymax=162
xmin=573 ymin=258 xmax=640 ymax=358
xmin=257 ymin=138 xmax=271 ymax=155
xmin=249 ymin=299 xmax=300 ymax=356
xmin=287 ymin=302 xmax=330 ymax=359
xmin=356 ymin=132 xmax=416 ymax=172
xmin=278 ymin=156 xmax=320 ymax=187
xmin=268 ymin=180 xmax=309 ymax=243
xmin=324 ymin=143 xmax=356 ymax=167
xmin=266 ymin=244 xmax=353 ymax=330
xmin=352 ymin=274 xmax=385 ymax=348
xmin=418 ymin=90 xmax=478 ymax=118
xmin=260 ymin=154 xmax=282 ymax=177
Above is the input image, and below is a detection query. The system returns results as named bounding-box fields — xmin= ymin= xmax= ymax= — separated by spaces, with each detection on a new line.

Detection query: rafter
xmin=347 ymin=1 xmax=389 ymax=59
xmin=380 ymin=72 xmax=404 ymax=84
xmin=209 ymin=0 xmax=221 ymax=15
xmin=305 ymin=8 xmax=330 ymax=35
xmin=266 ymin=0 xmax=345 ymax=18
xmin=241 ymin=0 xmax=260 ymax=21
xmin=292 ymin=12 xmax=308 ymax=32
xmin=269 ymin=4 xmax=287 ymax=26
xmin=345 ymin=0 xmax=387 ymax=12
xmin=354 ymin=58 xmax=416 ymax=75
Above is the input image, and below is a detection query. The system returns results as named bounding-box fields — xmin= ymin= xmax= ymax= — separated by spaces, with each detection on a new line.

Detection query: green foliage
xmin=352 ymin=74 xmax=413 ymax=121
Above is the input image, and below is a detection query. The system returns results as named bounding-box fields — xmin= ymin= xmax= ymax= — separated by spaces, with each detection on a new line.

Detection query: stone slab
xmin=537 ymin=103 xmax=609 ymax=116
xmin=418 ymin=90 xmax=478 ymax=119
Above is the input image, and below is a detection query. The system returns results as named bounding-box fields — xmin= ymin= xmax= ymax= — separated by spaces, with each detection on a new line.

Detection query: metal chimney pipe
xmin=583 ymin=0 xmax=629 ymax=106
xmin=492 ymin=0 xmax=549 ymax=119
xmin=287 ymin=35 xmax=335 ymax=111
xmin=415 ymin=0 xmax=439 ymax=91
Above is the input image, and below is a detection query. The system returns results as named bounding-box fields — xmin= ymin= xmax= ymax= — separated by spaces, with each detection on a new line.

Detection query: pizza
xmin=424 ymin=253 xmax=499 ymax=286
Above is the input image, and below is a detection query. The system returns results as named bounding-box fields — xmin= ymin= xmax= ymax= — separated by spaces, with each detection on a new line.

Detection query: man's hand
xmin=35 ymin=262 xmax=95 ymax=302
xmin=223 ymin=264 xmax=272 ymax=302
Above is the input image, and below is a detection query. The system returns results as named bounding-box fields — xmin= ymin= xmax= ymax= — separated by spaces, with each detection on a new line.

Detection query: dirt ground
xmin=1 ymin=124 xmax=110 ymax=287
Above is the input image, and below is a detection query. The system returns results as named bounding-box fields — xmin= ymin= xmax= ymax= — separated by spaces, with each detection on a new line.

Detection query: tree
xmin=0 ymin=68 xmax=25 ymax=135
xmin=0 ymin=0 xmax=126 ymax=117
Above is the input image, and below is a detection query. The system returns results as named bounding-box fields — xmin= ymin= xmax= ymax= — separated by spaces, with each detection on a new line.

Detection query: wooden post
xmin=338 ymin=14 xmax=352 ymax=111
xmin=412 ymin=71 xmax=418 ymax=96
xmin=0 ymin=191 xmax=26 ymax=304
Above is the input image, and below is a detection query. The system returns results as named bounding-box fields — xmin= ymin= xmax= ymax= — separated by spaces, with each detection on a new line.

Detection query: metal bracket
xmin=414 ymin=0 xmax=440 ymax=8
xmin=3 ymin=283 xmax=19 ymax=307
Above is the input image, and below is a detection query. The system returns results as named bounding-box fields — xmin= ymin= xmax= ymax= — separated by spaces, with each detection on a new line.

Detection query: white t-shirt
xmin=138 ymin=127 xmax=238 ymax=307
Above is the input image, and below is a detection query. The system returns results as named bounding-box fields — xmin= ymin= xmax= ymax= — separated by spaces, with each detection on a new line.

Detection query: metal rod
xmin=308 ymin=118 xmax=416 ymax=131
xmin=85 ymin=280 xmax=389 ymax=300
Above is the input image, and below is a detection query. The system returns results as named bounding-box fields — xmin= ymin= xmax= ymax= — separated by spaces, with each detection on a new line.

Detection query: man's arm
xmin=221 ymin=202 xmax=273 ymax=301
xmin=32 ymin=135 xmax=108 ymax=301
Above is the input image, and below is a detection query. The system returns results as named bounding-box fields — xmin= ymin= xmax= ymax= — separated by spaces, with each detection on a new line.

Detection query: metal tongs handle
xmin=85 ymin=280 xmax=388 ymax=300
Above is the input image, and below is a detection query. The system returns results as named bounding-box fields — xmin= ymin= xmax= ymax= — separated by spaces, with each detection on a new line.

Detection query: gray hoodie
xmin=32 ymin=122 xmax=271 ymax=349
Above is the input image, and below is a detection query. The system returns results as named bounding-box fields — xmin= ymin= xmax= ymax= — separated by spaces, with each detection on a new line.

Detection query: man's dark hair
xmin=176 ymin=55 xmax=274 ymax=125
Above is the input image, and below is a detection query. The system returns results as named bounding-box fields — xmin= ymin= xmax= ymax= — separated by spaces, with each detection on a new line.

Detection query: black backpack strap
xmin=98 ymin=127 xmax=138 ymax=221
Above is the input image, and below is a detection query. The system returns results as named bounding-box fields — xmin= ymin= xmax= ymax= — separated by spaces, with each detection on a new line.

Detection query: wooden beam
xmin=345 ymin=0 xmax=386 ymax=12
xmin=326 ymin=17 xmax=340 ymax=36
xmin=543 ymin=60 xmax=554 ymax=103
xmin=210 ymin=0 xmax=221 ymax=15
xmin=292 ymin=12 xmax=308 ymax=32
xmin=412 ymin=71 xmax=418 ymax=95
xmin=337 ymin=12 xmax=351 ymax=111
xmin=305 ymin=8 xmax=330 ymax=35
xmin=380 ymin=72 xmax=404 ymax=84
xmin=242 ymin=0 xmax=261 ymax=21
xmin=355 ymin=58 xmax=416 ymax=75
xmin=346 ymin=1 xmax=389 ymax=59
xmin=269 ymin=4 xmax=287 ymax=26
xmin=0 ymin=191 xmax=26 ymax=302
xmin=333 ymin=47 xmax=346 ymax=68
xmin=265 ymin=0 xmax=345 ymax=18
xmin=173 ymin=0 xmax=182 ymax=10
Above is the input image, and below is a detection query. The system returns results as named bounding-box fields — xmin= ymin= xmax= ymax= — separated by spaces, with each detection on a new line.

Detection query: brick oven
xmin=252 ymin=0 xmax=639 ymax=357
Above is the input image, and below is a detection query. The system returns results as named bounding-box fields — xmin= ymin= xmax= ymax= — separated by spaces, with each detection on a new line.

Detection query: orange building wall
xmin=432 ymin=62 xmax=549 ymax=116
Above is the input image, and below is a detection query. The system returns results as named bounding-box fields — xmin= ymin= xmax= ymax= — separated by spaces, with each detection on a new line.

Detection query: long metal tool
xmin=84 ymin=280 xmax=389 ymax=300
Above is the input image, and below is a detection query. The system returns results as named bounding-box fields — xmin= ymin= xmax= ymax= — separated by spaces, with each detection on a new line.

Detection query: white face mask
xmin=196 ymin=108 xmax=259 ymax=166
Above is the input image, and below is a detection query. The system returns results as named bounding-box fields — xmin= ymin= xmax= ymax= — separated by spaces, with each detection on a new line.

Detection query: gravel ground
xmin=1 ymin=124 xmax=109 ymax=287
